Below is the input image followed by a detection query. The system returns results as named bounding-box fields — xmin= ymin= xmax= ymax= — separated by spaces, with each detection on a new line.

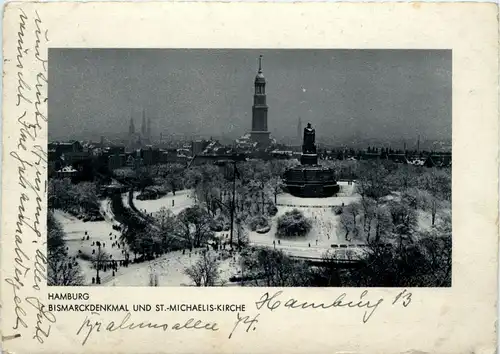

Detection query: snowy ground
xmin=54 ymin=200 xmax=126 ymax=284
xmin=133 ymin=189 xmax=195 ymax=216
xmin=249 ymin=182 xmax=362 ymax=259
xmin=276 ymin=182 xmax=358 ymax=207
xmin=56 ymin=190 xmax=237 ymax=286
xmin=251 ymin=181 xmax=447 ymax=260
xmin=103 ymin=249 xmax=240 ymax=287
xmin=54 ymin=180 xmax=443 ymax=286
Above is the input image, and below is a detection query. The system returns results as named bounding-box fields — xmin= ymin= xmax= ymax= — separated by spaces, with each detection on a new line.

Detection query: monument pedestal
xmin=300 ymin=153 xmax=318 ymax=165
xmin=283 ymin=123 xmax=339 ymax=198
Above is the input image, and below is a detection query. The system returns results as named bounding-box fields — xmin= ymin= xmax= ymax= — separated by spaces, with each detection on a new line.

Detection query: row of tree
xmin=337 ymin=162 xmax=451 ymax=245
xmin=47 ymin=212 xmax=86 ymax=285
xmin=237 ymin=225 xmax=451 ymax=288
xmin=48 ymin=178 xmax=101 ymax=219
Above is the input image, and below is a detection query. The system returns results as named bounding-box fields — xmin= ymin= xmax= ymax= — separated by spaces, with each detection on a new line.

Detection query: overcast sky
xmin=49 ymin=49 xmax=451 ymax=145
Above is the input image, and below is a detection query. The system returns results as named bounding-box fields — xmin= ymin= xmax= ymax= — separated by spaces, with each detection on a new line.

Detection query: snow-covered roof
xmin=57 ymin=166 xmax=77 ymax=173
xmin=106 ymin=180 xmax=125 ymax=188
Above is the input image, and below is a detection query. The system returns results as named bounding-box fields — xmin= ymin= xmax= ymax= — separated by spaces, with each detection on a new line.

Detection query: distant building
xmin=362 ymin=152 xmax=382 ymax=160
xmin=48 ymin=141 xmax=92 ymax=175
xmin=141 ymin=146 xmax=154 ymax=165
xmin=101 ymin=180 xmax=128 ymax=196
xmin=108 ymin=154 xmax=123 ymax=171
xmin=55 ymin=166 xmax=78 ymax=179
xmin=192 ymin=140 xmax=209 ymax=156
xmin=126 ymin=154 xmax=137 ymax=168
xmin=424 ymin=153 xmax=452 ymax=168
xmin=190 ymin=153 xmax=246 ymax=166
xmin=271 ymin=150 xmax=293 ymax=159
xmin=387 ymin=153 xmax=409 ymax=164
xmin=159 ymin=149 xmax=189 ymax=165
xmin=105 ymin=146 xmax=126 ymax=156
xmin=48 ymin=141 xmax=83 ymax=157
xmin=235 ymin=133 xmax=258 ymax=151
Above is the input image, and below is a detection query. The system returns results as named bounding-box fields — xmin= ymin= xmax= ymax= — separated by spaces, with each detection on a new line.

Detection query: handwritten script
xmin=77 ymin=312 xmax=219 ymax=346
xmin=229 ymin=289 xmax=412 ymax=339
xmin=73 ymin=289 xmax=412 ymax=345
xmin=4 ymin=7 xmax=53 ymax=345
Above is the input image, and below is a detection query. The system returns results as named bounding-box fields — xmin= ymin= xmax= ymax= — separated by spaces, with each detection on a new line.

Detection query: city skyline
xmin=49 ymin=49 xmax=451 ymax=145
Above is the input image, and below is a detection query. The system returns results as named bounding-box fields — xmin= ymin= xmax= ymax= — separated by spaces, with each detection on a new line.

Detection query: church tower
xmin=129 ymin=117 xmax=135 ymax=136
xmin=128 ymin=117 xmax=136 ymax=151
xmin=141 ymin=109 xmax=147 ymax=138
xmin=250 ymin=55 xmax=270 ymax=147
xmin=147 ymin=116 xmax=151 ymax=143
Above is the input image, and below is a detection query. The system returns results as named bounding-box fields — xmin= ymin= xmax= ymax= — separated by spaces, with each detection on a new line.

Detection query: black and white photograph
xmin=47 ymin=49 xmax=452 ymax=287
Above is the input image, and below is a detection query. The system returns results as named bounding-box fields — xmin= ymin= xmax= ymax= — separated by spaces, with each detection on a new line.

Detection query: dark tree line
xmin=47 ymin=212 xmax=86 ymax=286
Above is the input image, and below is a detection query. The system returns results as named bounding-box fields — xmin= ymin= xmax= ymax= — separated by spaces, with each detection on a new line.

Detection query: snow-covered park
xmin=133 ymin=189 xmax=194 ymax=215
xmin=249 ymin=181 xmax=363 ymax=259
xmin=103 ymin=249 xmax=240 ymax=287
xmin=54 ymin=200 xmax=125 ymax=284
xmin=56 ymin=190 xmax=238 ymax=286
xmin=54 ymin=182 xmax=367 ymax=285
xmin=54 ymin=178 xmax=443 ymax=286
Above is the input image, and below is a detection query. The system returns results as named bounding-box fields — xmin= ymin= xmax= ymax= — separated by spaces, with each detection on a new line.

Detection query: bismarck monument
xmin=283 ymin=123 xmax=340 ymax=197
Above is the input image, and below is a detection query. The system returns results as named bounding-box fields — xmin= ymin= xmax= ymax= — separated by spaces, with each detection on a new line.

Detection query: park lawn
xmin=102 ymin=249 xmax=241 ymax=287
xmin=133 ymin=189 xmax=195 ymax=216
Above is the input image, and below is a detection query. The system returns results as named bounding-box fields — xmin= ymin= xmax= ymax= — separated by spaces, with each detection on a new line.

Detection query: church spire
xmin=147 ymin=116 xmax=151 ymax=142
xmin=129 ymin=117 xmax=135 ymax=135
xmin=141 ymin=109 xmax=146 ymax=137
xmin=254 ymin=55 xmax=266 ymax=92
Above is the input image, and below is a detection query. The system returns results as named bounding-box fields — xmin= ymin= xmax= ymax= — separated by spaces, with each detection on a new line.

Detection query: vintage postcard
xmin=1 ymin=2 xmax=498 ymax=353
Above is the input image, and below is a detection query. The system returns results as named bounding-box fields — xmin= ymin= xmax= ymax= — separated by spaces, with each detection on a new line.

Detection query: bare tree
xmin=236 ymin=220 xmax=249 ymax=248
xmin=338 ymin=203 xmax=361 ymax=241
xmin=177 ymin=206 xmax=214 ymax=248
xmin=48 ymin=257 xmax=86 ymax=286
xmin=92 ymin=246 xmax=111 ymax=273
xmin=359 ymin=197 xmax=377 ymax=238
xmin=240 ymin=248 xmax=312 ymax=287
xmin=148 ymin=266 xmax=160 ymax=286
xmin=47 ymin=210 xmax=86 ymax=285
xmin=318 ymin=250 xmax=343 ymax=286
xmin=374 ymin=205 xmax=392 ymax=243
xmin=268 ymin=176 xmax=284 ymax=204
xmin=388 ymin=200 xmax=418 ymax=250
xmin=155 ymin=207 xmax=181 ymax=251
xmin=419 ymin=168 xmax=451 ymax=226
xmin=356 ymin=162 xmax=390 ymax=202
xmin=184 ymin=250 xmax=220 ymax=286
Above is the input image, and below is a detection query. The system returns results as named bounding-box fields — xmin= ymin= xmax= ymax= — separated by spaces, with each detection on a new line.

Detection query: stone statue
xmin=302 ymin=123 xmax=316 ymax=154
